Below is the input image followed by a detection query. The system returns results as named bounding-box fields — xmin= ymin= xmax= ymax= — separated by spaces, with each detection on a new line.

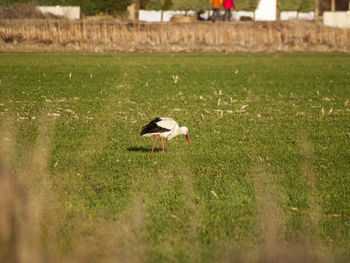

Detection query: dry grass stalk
xmin=0 ymin=119 xmax=50 ymax=263
xmin=0 ymin=118 xmax=149 ymax=263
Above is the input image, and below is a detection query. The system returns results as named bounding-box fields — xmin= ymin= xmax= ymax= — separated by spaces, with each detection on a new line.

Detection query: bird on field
xmin=140 ymin=117 xmax=190 ymax=154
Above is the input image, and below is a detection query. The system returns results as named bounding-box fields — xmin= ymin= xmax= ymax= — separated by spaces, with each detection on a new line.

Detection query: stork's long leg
xmin=151 ymin=134 xmax=160 ymax=154
xmin=161 ymin=137 xmax=165 ymax=153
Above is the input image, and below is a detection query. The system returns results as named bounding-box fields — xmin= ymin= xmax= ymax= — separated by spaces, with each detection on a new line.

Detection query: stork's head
xmin=179 ymin=126 xmax=190 ymax=146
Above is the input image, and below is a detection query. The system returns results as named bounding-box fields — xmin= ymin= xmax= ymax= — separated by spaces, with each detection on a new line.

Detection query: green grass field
xmin=1 ymin=53 xmax=350 ymax=262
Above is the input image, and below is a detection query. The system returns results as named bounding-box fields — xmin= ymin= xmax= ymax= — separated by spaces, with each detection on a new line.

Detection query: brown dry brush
xmin=0 ymin=20 xmax=350 ymax=52
xmin=0 ymin=120 xmax=50 ymax=263
xmin=0 ymin=123 xmax=67 ymax=263
xmin=0 ymin=118 xmax=146 ymax=263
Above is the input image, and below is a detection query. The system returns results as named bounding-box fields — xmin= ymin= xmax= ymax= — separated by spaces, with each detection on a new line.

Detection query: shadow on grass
xmin=127 ymin=147 xmax=162 ymax=153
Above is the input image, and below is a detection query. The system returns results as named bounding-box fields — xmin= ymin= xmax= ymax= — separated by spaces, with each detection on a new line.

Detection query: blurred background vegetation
xmin=0 ymin=0 xmax=337 ymax=15
xmin=0 ymin=0 xmax=133 ymax=15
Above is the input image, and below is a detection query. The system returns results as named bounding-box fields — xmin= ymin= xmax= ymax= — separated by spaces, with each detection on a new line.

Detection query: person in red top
xmin=210 ymin=0 xmax=223 ymax=22
xmin=223 ymin=0 xmax=235 ymax=21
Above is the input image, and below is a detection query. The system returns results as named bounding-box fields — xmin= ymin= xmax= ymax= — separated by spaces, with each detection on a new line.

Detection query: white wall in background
xmin=298 ymin=12 xmax=315 ymax=20
xmin=280 ymin=11 xmax=314 ymax=20
xmin=255 ymin=0 xmax=276 ymax=20
xmin=139 ymin=10 xmax=257 ymax=22
xmin=139 ymin=7 xmax=317 ymax=22
xmin=324 ymin=11 xmax=350 ymax=28
xmin=139 ymin=10 xmax=196 ymax=22
xmin=280 ymin=11 xmax=298 ymax=20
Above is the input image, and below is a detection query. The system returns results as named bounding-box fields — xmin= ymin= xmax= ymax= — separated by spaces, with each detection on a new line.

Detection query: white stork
xmin=140 ymin=117 xmax=190 ymax=153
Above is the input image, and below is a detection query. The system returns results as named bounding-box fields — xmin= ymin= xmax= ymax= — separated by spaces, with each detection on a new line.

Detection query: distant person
xmin=197 ymin=9 xmax=206 ymax=21
xmin=223 ymin=0 xmax=235 ymax=21
xmin=210 ymin=0 xmax=223 ymax=22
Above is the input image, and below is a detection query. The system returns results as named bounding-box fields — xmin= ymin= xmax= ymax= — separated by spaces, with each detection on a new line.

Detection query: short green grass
xmin=1 ymin=53 xmax=350 ymax=262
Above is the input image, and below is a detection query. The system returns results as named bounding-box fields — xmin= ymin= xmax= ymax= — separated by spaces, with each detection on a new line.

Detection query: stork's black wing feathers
xmin=140 ymin=117 xmax=171 ymax=136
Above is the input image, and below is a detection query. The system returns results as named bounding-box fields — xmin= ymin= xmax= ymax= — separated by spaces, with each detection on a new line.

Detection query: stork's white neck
xmin=168 ymin=126 xmax=188 ymax=140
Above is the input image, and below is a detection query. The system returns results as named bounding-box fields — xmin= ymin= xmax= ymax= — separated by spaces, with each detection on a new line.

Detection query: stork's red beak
xmin=185 ymin=134 xmax=190 ymax=146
